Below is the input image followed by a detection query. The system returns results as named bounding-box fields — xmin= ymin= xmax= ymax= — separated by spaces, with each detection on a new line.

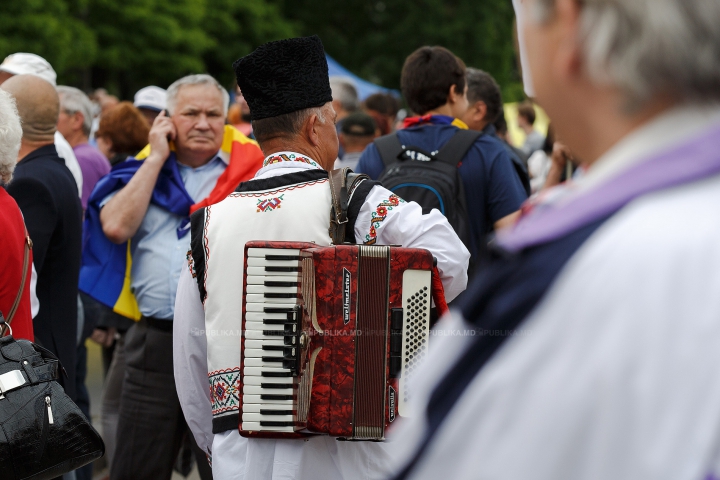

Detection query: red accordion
xmin=239 ymin=241 xmax=443 ymax=440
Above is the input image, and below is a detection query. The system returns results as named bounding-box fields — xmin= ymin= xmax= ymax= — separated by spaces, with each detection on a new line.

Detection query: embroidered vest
xmin=190 ymin=169 xmax=334 ymax=433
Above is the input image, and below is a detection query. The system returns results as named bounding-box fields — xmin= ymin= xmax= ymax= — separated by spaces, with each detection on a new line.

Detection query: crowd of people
xmin=1 ymin=0 xmax=719 ymax=479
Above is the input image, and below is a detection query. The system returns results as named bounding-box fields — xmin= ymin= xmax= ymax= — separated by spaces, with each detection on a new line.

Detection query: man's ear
xmin=555 ymin=0 xmax=583 ymax=81
xmin=71 ymin=112 xmax=85 ymax=132
xmin=474 ymin=101 xmax=488 ymax=122
xmin=448 ymin=84 xmax=461 ymax=105
xmin=305 ymin=113 xmax=321 ymax=147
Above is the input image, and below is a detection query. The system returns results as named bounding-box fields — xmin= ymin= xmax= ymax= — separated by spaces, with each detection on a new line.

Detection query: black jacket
xmin=7 ymin=144 xmax=82 ymax=400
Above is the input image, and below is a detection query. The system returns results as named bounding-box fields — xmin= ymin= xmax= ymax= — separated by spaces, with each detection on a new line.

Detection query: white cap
xmin=0 ymin=53 xmax=57 ymax=86
xmin=134 ymin=86 xmax=167 ymax=112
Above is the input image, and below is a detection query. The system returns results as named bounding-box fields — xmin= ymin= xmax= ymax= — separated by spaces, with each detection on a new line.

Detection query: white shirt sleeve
xmin=30 ymin=262 xmax=39 ymax=318
xmin=173 ymin=263 xmax=214 ymax=455
xmin=54 ymin=131 xmax=83 ymax=197
xmin=353 ymin=185 xmax=470 ymax=302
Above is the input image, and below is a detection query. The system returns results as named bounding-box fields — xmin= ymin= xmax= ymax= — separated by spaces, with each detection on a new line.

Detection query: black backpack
xmin=374 ymin=129 xmax=481 ymax=252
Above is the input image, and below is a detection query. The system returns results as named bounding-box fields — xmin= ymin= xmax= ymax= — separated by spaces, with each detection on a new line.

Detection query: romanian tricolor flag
xmin=80 ymin=125 xmax=264 ymax=320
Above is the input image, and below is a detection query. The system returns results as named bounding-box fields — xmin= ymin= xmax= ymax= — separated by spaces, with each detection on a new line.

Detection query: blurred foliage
xmin=269 ymin=0 xmax=523 ymax=102
xmin=0 ymin=0 xmax=521 ymax=101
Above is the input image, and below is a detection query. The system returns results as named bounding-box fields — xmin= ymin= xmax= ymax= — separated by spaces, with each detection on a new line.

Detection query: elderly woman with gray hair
xmin=0 ymin=88 xmax=35 ymax=341
xmin=388 ymin=1 xmax=720 ymax=479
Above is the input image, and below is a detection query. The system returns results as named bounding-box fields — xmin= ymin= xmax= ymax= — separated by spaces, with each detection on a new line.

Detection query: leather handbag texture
xmin=0 ymin=335 xmax=104 ymax=480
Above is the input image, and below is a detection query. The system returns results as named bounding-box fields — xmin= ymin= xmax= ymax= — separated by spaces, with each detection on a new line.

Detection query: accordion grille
xmin=352 ymin=246 xmax=390 ymax=440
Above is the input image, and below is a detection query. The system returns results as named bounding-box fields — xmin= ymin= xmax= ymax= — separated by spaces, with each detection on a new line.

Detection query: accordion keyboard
xmin=242 ymin=248 xmax=303 ymax=433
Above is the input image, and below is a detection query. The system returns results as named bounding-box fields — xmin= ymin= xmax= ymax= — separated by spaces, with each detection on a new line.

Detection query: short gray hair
xmin=251 ymin=106 xmax=327 ymax=144
xmin=166 ymin=74 xmax=230 ymax=116
xmin=330 ymin=77 xmax=360 ymax=112
xmin=532 ymin=0 xmax=720 ymax=106
xmin=56 ymin=85 xmax=94 ymax=137
xmin=0 ymin=89 xmax=22 ymax=185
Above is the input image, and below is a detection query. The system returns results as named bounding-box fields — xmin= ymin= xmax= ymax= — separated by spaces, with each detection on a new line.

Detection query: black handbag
xmin=0 ymin=220 xmax=104 ymax=479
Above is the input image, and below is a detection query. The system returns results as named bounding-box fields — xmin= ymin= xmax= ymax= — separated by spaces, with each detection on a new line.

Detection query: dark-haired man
xmin=335 ymin=111 xmax=379 ymax=170
xmin=462 ymin=68 xmax=531 ymax=195
xmin=356 ymin=46 xmax=527 ymax=267
xmin=174 ymin=36 xmax=469 ymax=479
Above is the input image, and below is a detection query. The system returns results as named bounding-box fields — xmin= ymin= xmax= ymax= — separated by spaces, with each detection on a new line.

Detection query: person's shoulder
xmin=463 ymin=130 xmax=513 ymax=164
xmin=572 ymin=174 xmax=720 ymax=278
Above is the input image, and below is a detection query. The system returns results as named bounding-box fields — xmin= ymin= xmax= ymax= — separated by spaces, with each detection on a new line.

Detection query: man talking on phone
xmin=79 ymin=74 xmax=264 ymax=480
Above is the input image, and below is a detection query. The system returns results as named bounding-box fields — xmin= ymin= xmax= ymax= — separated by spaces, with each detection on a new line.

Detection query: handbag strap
xmin=2 ymin=227 xmax=33 ymax=335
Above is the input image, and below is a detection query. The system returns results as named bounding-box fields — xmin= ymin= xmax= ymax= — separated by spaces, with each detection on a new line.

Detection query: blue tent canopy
xmin=326 ymin=54 xmax=399 ymax=101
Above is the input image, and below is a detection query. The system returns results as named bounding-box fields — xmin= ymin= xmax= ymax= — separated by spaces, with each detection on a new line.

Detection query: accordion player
xmin=240 ymin=240 xmax=448 ymax=441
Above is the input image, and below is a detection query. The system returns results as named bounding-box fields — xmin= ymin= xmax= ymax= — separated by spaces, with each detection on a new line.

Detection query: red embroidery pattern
xmin=256 ymin=194 xmax=285 ymax=212
xmin=208 ymin=367 xmax=241 ymax=416
xmin=365 ymin=194 xmax=405 ymax=245
xmin=186 ymin=250 xmax=196 ymax=278
xmin=263 ymin=153 xmax=320 ymax=168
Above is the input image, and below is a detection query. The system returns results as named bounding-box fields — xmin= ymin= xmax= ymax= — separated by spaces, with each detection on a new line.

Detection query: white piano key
xmin=247 ymin=285 xmax=298 ymax=294
xmin=242 ymin=413 xmax=295 ymax=422
xmin=245 ymin=330 xmax=290 ymax=340
xmin=244 ymin=376 xmax=294 ymax=386
xmin=244 ymin=358 xmax=288 ymax=368
xmin=243 ymin=385 xmax=294 ymax=396
xmin=247 ymin=267 xmax=299 ymax=276
xmin=241 ymin=422 xmax=295 ymax=433
xmin=246 ymin=275 xmax=299 ymax=285
xmin=246 ymin=294 xmax=298 ymax=304
xmin=242 ymin=404 xmax=294 ymax=413
xmin=242 ymin=395 xmax=294 ymax=405
xmin=244 ymin=348 xmax=283 ymax=358
xmin=247 ymin=248 xmax=300 ymax=257
xmin=246 ymin=303 xmax=297 ymax=312
xmin=244 ymin=339 xmax=284 ymax=349
xmin=245 ymin=312 xmax=290 ymax=322
xmin=247 ymin=258 xmax=300 ymax=268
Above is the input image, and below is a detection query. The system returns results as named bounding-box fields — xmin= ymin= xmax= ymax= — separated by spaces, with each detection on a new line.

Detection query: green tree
xmin=0 ymin=0 xmax=97 ymax=77
xmin=269 ymin=0 xmax=522 ymax=101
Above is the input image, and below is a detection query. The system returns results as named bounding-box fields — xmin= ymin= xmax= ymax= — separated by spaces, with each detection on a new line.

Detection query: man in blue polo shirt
xmin=355 ymin=46 xmax=527 ymax=265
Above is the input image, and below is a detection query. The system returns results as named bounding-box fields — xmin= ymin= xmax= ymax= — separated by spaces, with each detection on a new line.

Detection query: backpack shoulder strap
xmin=437 ymin=129 xmax=483 ymax=167
xmin=329 ymin=168 xmax=370 ymax=245
xmin=373 ymin=133 xmax=404 ymax=168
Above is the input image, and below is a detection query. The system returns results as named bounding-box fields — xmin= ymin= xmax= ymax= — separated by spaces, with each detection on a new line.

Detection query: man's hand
xmin=146 ymin=111 xmax=176 ymax=165
xmin=100 ymin=112 xmax=175 ymax=244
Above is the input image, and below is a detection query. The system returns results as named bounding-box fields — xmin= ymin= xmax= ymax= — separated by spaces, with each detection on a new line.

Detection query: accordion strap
xmin=328 ymin=168 xmax=369 ymax=245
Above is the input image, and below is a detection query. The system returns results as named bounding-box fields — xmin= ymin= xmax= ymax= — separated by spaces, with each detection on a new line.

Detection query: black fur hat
xmin=233 ymin=35 xmax=332 ymax=121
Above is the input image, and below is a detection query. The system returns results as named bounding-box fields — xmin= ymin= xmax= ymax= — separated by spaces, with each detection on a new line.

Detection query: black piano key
xmin=262 ymin=371 xmax=293 ymax=377
xmin=262 ymin=345 xmax=285 ymax=351
xmin=264 ymin=281 xmax=299 ymax=287
xmin=264 ymin=307 xmax=295 ymax=313
xmin=263 ymin=330 xmax=286 ymax=336
xmin=261 ymin=394 xmax=294 ymax=401
xmin=265 ymin=266 xmax=299 ymax=272
xmin=263 ymin=319 xmax=293 ymax=325
xmin=264 ymin=293 xmax=298 ymax=299
xmin=264 ymin=255 xmax=301 ymax=261
xmin=262 ymin=357 xmax=285 ymax=363
xmin=261 ymin=383 xmax=294 ymax=389
xmin=260 ymin=409 xmax=294 ymax=416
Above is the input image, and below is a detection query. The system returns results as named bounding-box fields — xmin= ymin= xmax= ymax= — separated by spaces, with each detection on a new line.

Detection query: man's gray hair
xmin=166 ymin=74 xmax=230 ymax=116
xmin=531 ymin=0 xmax=720 ymax=106
xmin=0 ymin=89 xmax=22 ymax=185
xmin=330 ymin=77 xmax=360 ymax=112
xmin=56 ymin=86 xmax=94 ymax=137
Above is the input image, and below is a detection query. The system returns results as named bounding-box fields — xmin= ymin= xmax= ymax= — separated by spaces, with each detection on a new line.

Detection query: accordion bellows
xmin=239 ymin=241 xmax=437 ymax=440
